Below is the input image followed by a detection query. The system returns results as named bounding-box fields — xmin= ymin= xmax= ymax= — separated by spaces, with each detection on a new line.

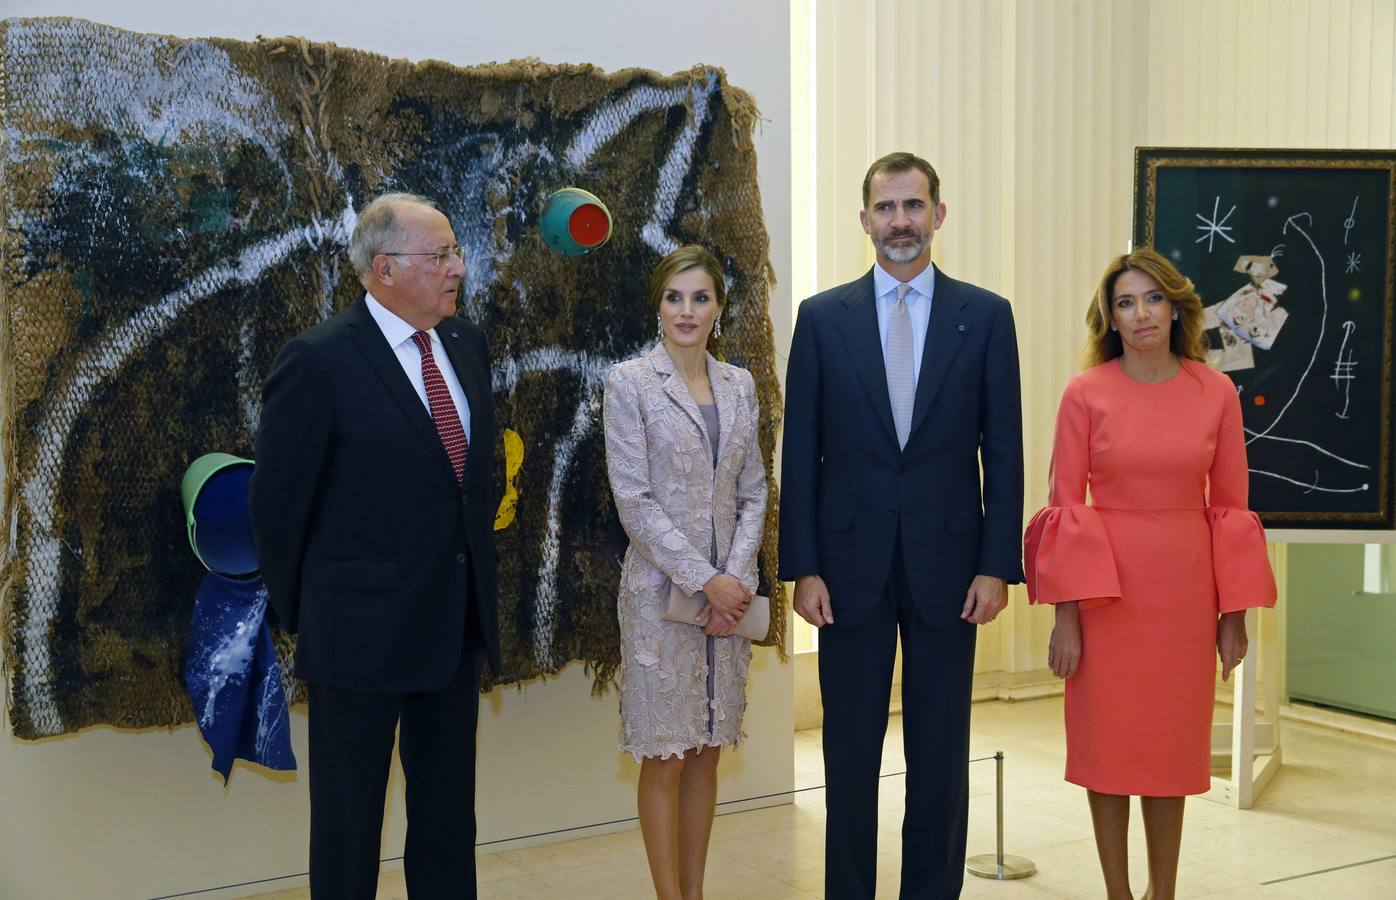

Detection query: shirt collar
xmin=873 ymin=261 xmax=936 ymax=303
xmin=364 ymin=292 xmax=435 ymax=348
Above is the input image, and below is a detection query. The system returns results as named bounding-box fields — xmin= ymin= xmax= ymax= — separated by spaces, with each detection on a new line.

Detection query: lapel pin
xmin=450 ymin=331 xmax=459 ymax=338
xmin=957 ymin=324 xmax=968 ymax=333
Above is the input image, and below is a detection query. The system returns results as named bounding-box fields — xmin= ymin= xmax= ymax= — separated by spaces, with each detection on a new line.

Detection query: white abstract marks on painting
xmin=507 ymin=76 xmax=716 ymax=667
xmin=6 ymin=20 xmax=293 ymax=201
xmin=640 ymin=77 xmax=714 ymax=257
xmin=1331 ymin=321 xmax=1357 ymax=420
xmin=1244 ymin=431 xmax=1368 ymax=470
xmin=237 ymin=320 xmax=260 ymax=435
xmin=1343 ymin=196 xmax=1358 ymax=244
xmin=563 ymin=72 xmax=718 ymax=257
xmin=455 ymin=76 xmax=715 ymax=316
xmin=5 ymin=22 xmax=323 ymax=735
xmin=443 ymin=135 xmax=557 ymax=313
xmin=10 ymin=34 xmax=720 ymax=707
xmin=1346 ymin=252 xmax=1361 ymax=274
xmin=311 ymin=200 xmax=356 ymax=321
xmin=493 ymin=349 xmax=620 ymax=669
xmin=15 ymin=212 xmax=353 ymax=736
xmin=564 ymin=83 xmax=686 ymax=169
xmin=1246 ymin=214 xmax=1321 ymax=441
xmin=1251 ymin=469 xmax=1369 ymax=495
xmin=1195 ymin=195 xmax=1237 ymax=253
xmin=1245 ymin=213 xmax=1370 ymax=497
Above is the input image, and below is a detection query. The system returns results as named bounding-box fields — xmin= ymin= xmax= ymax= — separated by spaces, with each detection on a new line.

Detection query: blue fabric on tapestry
xmin=184 ymin=572 xmax=296 ymax=783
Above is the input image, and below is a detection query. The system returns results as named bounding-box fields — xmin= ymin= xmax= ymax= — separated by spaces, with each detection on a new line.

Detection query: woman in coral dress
xmin=1025 ymin=249 xmax=1276 ymax=900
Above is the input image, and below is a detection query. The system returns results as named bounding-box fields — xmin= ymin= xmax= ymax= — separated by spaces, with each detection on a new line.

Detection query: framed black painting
xmin=1134 ymin=147 xmax=1396 ymax=530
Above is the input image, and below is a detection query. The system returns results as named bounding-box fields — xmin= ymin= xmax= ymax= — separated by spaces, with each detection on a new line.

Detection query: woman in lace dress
xmin=1024 ymin=249 xmax=1276 ymax=900
xmin=603 ymin=245 xmax=767 ymax=900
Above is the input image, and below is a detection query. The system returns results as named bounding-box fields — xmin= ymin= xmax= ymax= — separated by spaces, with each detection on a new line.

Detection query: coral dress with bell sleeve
xmin=1024 ymin=359 xmax=1276 ymax=796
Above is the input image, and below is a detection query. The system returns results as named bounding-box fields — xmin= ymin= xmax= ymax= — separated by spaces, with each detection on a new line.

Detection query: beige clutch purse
xmin=663 ymin=582 xmax=770 ymax=641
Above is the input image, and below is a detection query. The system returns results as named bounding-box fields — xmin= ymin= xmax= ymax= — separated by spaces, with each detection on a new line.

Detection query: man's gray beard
xmin=875 ymin=234 xmax=929 ymax=263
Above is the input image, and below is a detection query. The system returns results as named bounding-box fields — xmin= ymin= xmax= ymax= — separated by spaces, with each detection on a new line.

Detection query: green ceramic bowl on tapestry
xmin=540 ymin=188 xmax=613 ymax=255
xmin=180 ymin=452 xmax=259 ymax=576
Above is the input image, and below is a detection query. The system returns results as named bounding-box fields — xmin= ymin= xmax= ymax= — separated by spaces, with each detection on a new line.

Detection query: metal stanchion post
xmin=966 ymin=751 xmax=1037 ymax=880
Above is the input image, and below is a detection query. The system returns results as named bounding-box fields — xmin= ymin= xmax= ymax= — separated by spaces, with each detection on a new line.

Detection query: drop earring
xmin=1172 ymin=311 xmax=1179 ymax=320
xmin=713 ymin=316 xmax=721 ymax=338
xmin=657 ymin=315 xmax=664 ymax=339
xmin=1110 ymin=324 xmax=1118 ymax=332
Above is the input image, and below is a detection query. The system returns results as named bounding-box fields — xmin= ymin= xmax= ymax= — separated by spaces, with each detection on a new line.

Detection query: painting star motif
xmin=1346 ymin=252 xmax=1361 ymax=274
xmin=1195 ymin=195 xmax=1237 ymax=252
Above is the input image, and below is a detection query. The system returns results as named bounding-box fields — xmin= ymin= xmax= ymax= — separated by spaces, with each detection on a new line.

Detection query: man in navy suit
xmin=251 ymin=193 xmax=499 ymax=898
xmin=779 ymin=153 xmax=1024 ymax=898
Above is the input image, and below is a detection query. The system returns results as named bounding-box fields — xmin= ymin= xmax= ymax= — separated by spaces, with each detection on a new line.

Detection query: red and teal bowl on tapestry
xmin=180 ymin=453 xmax=258 ymax=577
xmin=540 ymin=187 xmax=612 ymax=255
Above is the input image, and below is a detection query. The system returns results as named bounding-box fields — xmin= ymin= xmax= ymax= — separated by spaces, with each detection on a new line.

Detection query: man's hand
xmin=793 ymin=574 xmax=834 ymax=627
xmin=961 ymin=575 xmax=1007 ymax=625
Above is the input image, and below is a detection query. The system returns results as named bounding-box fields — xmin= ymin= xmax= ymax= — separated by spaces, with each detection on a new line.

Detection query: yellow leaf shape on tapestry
xmin=494 ymin=428 xmax=524 ymax=530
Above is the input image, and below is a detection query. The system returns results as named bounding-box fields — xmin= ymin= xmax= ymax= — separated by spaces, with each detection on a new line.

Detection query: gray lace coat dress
xmin=603 ymin=344 xmax=768 ymax=761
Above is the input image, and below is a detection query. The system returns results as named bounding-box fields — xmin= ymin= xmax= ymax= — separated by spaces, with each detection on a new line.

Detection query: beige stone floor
xmin=254 ymin=697 xmax=1396 ymax=898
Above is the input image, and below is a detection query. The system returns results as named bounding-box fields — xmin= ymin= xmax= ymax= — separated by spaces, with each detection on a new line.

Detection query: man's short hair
xmin=862 ymin=152 xmax=941 ymax=208
xmin=349 ymin=192 xmax=440 ymax=278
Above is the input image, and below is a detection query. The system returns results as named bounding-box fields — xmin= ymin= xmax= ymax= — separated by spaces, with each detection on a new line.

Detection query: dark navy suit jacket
xmin=778 ymin=266 xmax=1025 ymax=625
xmin=250 ymin=298 xmax=501 ymax=690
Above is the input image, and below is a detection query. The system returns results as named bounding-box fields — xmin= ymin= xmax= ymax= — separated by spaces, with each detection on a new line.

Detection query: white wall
xmin=0 ymin=3 xmax=793 ymax=898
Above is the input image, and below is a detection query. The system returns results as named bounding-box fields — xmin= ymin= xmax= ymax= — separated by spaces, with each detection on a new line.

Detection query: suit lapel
xmin=438 ymin=318 xmax=488 ymax=486
xmin=650 ymin=344 xmax=712 ymax=452
xmin=837 ymin=271 xmax=898 ymax=446
xmin=908 ymin=265 xmax=970 ymax=441
xmin=347 ymin=300 xmax=457 ymax=484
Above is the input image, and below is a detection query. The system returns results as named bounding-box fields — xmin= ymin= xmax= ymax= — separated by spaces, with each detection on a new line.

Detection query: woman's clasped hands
xmin=699 ymin=572 xmax=753 ymax=636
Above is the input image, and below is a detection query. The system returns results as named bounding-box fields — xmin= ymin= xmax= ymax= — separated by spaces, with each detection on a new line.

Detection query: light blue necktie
xmin=887 ymin=283 xmax=915 ymax=449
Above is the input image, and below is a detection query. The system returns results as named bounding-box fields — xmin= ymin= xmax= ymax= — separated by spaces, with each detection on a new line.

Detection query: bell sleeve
xmin=1023 ymin=378 xmax=1122 ymax=609
xmin=1205 ymin=386 xmax=1277 ymax=613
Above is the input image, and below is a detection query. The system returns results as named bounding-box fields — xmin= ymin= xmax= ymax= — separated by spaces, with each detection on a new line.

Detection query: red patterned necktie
xmin=410 ymin=330 xmax=469 ymax=483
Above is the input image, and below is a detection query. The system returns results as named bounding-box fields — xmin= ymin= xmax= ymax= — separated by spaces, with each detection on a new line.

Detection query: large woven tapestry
xmin=0 ymin=17 xmax=783 ymax=739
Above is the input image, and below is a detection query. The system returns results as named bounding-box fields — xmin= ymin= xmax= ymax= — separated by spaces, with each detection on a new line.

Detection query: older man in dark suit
xmin=780 ymin=153 xmax=1024 ymax=898
xmin=251 ymin=192 xmax=499 ymax=899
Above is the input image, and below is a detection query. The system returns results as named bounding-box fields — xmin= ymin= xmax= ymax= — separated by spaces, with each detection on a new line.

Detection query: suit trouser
xmin=307 ymin=635 xmax=484 ymax=900
xmin=819 ymin=544 xmax=978 ymax=899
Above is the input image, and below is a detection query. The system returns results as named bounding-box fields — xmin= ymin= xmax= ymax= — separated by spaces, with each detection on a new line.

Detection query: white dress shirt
xmin=872 ymin=262 xmax=936 ymax=384
xmin=364 ymin=293 xmax=472 ymax=442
